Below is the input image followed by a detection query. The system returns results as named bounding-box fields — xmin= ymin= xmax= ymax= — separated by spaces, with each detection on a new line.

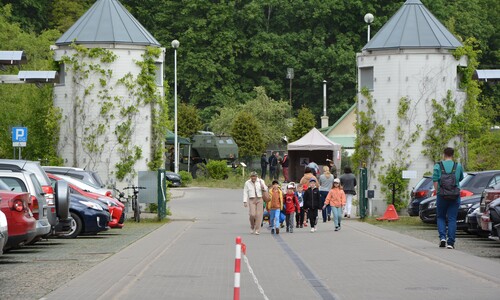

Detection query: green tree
xmin=50 ymin=0 xmax=93 ymax=33
xmin=230 ymin=111 xmax=265 ymax=160
xmin=178 ymin=102 xmax=203 ymax=138
xmin=467 ymin=130 xmax=500 ymax=171
xmin=210 ymin=86 xmax=290 ymax=147
xmin=289 ymin=106 xmax=316 ymax=142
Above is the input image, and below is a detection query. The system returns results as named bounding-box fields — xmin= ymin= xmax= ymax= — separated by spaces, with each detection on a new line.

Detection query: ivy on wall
xmin=61 ymin=44 xmax=167 ymax=182
xmin=379 ymin=97 xmax=422 ymax=211
xmin=352 ymin=87 xmax=385 ymax=176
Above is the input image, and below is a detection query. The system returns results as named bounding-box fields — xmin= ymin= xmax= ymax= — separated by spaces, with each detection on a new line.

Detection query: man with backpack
xmin=432 ymin=147 xmax=464 ymax=249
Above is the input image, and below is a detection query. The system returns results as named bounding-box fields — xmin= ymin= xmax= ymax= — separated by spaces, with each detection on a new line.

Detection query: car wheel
xmin=55 ymin=180 xmax=70 ymax=220
xmin=60 ymin=212 xmax=82 ymax=239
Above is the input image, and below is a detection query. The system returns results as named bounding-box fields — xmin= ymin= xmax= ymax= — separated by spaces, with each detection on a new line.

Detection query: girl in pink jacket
xmin=322 ymin=178 xmax=346 ymax=231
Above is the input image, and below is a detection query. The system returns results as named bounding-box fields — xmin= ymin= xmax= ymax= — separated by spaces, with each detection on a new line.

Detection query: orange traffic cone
xmin=376 ymin=204 xmax=399 ymax=221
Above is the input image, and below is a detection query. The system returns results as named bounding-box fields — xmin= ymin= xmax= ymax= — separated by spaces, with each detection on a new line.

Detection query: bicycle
xmin=122 ymin=186 xmax=146 ymax=222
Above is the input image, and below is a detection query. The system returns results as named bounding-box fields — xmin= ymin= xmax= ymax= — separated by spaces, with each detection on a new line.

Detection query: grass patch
xmin=125 ymin=217 xmax=170 ymax=224
xmin=191 ymin=173 xmax=246 ymax=189
xmin=360 ymin=216 xmax=429 ymax=227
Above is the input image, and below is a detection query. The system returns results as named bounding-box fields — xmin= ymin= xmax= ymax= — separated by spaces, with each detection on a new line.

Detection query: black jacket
xmin=303 ymin=187 xmax=322 ymax=210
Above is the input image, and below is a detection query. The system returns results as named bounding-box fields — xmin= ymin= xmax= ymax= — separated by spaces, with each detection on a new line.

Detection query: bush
xmin=178 ymin=170 xmax=193 ymax=186
xmin=206 ymin=160 xmax=229 ymax=180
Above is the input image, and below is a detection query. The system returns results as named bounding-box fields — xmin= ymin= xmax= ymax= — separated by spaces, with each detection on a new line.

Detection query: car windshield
xmin=0 ymin=179 xmax=11 ymax=191
xmin=414 ymin=177 xmax=432 ymax=191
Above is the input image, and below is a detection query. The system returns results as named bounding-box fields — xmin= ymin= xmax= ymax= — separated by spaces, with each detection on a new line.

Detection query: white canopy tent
xmin=287 ymin=128 xmax=342 ymax=181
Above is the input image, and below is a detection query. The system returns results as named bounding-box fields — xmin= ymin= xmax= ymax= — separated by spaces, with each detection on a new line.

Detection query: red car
xmin=0 ymin=191 xmax=37 ymax=250
xmin=47 ymin=174 xmax=124 ymax=228
xmin=479 ymin=182 xmax=500 ymax=232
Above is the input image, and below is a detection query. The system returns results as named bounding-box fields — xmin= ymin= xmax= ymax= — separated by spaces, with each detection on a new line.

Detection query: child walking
xmin=267 ymin=180 xmax=283 ymax=234
xmin=303 ymin=178 xmax=322 ymax=232
xmin=323 ymin=178 xmax=346 ymax=231
xmin=284 ymin=184 xmax=300 ymax=233
xmin=295 ymin=184 xmax=305 ymax=228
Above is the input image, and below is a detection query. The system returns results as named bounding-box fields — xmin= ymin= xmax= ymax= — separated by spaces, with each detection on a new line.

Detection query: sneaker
xmin=334 ymin=227 xmax=339 ymax=231
xmin=446 ymin=244 xmax=454 ymax=249
xmin=290 ymin=228 xmax=293 ymax=233
xmin=439 ymin=239 xmax=446 ymax=248
xmin=344 ymin=213 xmax=347 ymax=217
xmin=311 ymin=228 xmax=315 ymax=233
xmin=271 ymin=228 xmax=275 ymax=234
xmin=254 ymin=231 xmax=260 ymax=235
xmin=280 ymin=223 xmax=285 ymax=228
xmin=300 ymin=225 xmax=303 ymax=228
xmin=328 ymin=215 xmax=331 ymax=221
xmin=276 ymin=228 xmax=280 ymax=234
xmin=286 ymin=228 xmax=289 ymax=233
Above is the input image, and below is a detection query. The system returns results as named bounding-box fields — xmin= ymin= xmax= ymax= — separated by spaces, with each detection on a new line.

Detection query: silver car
xmin=0 ymin=169 xmax=51 ymax=240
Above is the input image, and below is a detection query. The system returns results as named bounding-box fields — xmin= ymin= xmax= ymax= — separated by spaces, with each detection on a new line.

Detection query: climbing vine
xmin=379 ymin=97 xmax=421 ymax=211
xmin=352 ymin=87 xmax=385 ymax=174
xmin=61 ymin=44 xmax=117 ymax=170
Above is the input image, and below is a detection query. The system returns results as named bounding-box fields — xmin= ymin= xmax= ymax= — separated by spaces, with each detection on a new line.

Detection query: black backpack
xmin=438 ymin=161 xmax=460 ymax=200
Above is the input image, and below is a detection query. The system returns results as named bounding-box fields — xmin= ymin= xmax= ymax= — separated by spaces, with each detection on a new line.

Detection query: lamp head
xmin=171 ymin=39 xmax=180 ymax=49
xmin=364 ymin=13 xmax=374 ymax=24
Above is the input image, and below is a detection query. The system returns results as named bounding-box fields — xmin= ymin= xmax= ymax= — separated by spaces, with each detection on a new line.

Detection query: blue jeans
xmin=269 ymin=209 xmax=280 ymax=229
xmin=436 ymin=195 xmax=460 ymax=245
xmin=331 ymin=206 xmax=343 ymax=228
xmin=320 ymin=191 xmax=331 ymax=221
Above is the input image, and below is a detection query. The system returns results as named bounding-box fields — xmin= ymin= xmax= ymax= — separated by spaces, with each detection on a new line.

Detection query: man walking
xmin=243 ymin=172 xmax=267 ymax=235
xmin=433 ymin=147 xmax=464 ymax=249
xmin=268 ymin=152 xmax=278 ymax=180
xmin=260 ymin=153 xmax=268 ymax=179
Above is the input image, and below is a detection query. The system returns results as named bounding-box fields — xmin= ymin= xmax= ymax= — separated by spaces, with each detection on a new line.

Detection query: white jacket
xmin=243 ymin=179 xmax=268 ymax=203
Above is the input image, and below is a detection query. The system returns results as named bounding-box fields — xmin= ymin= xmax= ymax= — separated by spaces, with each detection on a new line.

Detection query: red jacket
xmin=284 ymin=192 xmax=300 ymax=214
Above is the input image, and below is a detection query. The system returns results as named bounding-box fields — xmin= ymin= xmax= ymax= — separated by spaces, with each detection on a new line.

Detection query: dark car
xmin=57 ymin=193 xmax=110 ymax=239
xmin=407 ymin=176 xmax=434 ymax=216
xmin=165 ymin=171 xmax=182 ymax=187
xmin=486 ymin=198 xmax=500 ymax=241
xmin=419 ymin=170 xmax=500 ymax=224
xmin=465 ymin=203 xmax=483 ymax=234
xmin=478 ymin=182 xmax=500 ymax=232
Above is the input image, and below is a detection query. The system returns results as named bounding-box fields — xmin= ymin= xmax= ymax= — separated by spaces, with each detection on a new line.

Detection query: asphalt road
xmin=42 ymin=187 xmax=500 ymax=300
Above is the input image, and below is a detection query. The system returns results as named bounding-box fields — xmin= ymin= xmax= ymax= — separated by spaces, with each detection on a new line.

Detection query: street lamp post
xmin=364 ymin=13 xmax=374 ymax=42
xmin=286 ymin=68 xmax=294 ymax=108
xmin=171 ymin=39 xmax=180 ymax=174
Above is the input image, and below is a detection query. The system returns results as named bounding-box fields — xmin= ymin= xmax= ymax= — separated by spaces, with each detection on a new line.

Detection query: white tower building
xmin=356 ymin=0 xmax=467 ymax=214
xmin=51 ymin=0 xmax=165 ymax=186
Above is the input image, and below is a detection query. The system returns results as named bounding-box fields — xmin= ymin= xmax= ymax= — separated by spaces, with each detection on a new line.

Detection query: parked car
xmin=478 ymin=182 xmax=500 ymax=233
xmin=60 ymin=193 xmax=110 ymax=238
xmin=0 ymin=169 xmax=52 ymax=242
xmin=42 ymin=166 xmax=107 ymax=189
xmin=0 ymin=160 xmax=70 ymax=228
xmin=465 ymin=203 xmax=484 ymax=235
xmin=407 ymin=176 xmax=434 ymax=216
xmin=47 ymin=173 xmax=124 ymax=229
xmin=0 ymin=180 xmax=37 ymax=250
xmin=165 ymin=171 xmax=182 ymax=187
xmin=0 ymin=208 xmax=8 ymax=254
xmin=485 ymin=198 xmax=500 ymax=241
xmin=419 ymin=170 xmax=500 ymax=224
xmin=51 ymin=173 xmax=113 ymax=198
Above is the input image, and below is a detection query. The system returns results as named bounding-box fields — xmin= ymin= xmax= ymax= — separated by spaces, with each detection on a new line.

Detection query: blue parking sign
xmin=12 ymin=127 xmax=28 ymax=147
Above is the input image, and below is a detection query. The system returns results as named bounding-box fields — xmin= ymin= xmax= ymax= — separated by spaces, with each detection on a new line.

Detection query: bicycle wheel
xmin=134 ymin=197 xmax=140 ymax=222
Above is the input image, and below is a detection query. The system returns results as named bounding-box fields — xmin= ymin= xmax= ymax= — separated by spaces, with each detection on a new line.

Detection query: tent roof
xmin=166 ymin=130 xmax=190 ymax=145
xmin=288 ymin=128 xmax=341 ymax=151
xmin=56 ymin=0 xmax=161 ymax=46
xmin=363 ymin=0 xmax=462 ymax=51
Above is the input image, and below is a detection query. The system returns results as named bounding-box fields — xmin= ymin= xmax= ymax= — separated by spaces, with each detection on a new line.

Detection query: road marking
xmin=274 ymin=235 xmax=339 ymax=300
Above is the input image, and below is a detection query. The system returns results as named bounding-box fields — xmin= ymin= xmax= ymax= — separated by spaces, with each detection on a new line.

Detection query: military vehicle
xmin=166 ymin=131 xmax=239 ymax=178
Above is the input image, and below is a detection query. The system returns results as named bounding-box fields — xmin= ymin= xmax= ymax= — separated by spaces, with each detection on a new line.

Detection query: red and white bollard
xmin=234 ymin=236 xmax=246 ymax=300
xmin=234 ymin=236 xmax=242 ymax=300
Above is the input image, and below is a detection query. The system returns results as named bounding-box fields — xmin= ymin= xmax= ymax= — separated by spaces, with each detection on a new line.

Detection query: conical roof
xmin=363 ymin=0 xmax=461 ymax=51
xmin=288 ymin=128 xmax=341 ymax=151
xmin=55 ymin=0 xmax=160 ymax=46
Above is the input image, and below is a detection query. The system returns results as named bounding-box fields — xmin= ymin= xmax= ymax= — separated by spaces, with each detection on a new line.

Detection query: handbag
xmin=260 ymin=180 xmax=271 ymax=202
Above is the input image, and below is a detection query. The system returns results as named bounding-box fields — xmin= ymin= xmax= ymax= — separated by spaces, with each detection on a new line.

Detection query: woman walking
xmin=323 ymin=178 xmax=346 ymax=231
xmin=319 ymin=166 xmax=335 ymax=222
xmin=340 ymin=167 xmax=357 ymax=218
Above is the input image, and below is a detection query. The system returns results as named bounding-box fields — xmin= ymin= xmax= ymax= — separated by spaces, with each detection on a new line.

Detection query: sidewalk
xmin=44 ymin=188 xmax=500 ymax=300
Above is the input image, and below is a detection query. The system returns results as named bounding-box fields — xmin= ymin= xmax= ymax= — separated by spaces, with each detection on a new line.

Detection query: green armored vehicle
xmin=167 ymin=131 xmax=239 ymax=178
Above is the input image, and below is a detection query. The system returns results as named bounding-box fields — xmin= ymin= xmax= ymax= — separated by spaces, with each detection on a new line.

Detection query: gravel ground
xmin=0 ymin=221 xmax=165 ymax=300
xmin=368 ymin=218 xmax=500 ymax=263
